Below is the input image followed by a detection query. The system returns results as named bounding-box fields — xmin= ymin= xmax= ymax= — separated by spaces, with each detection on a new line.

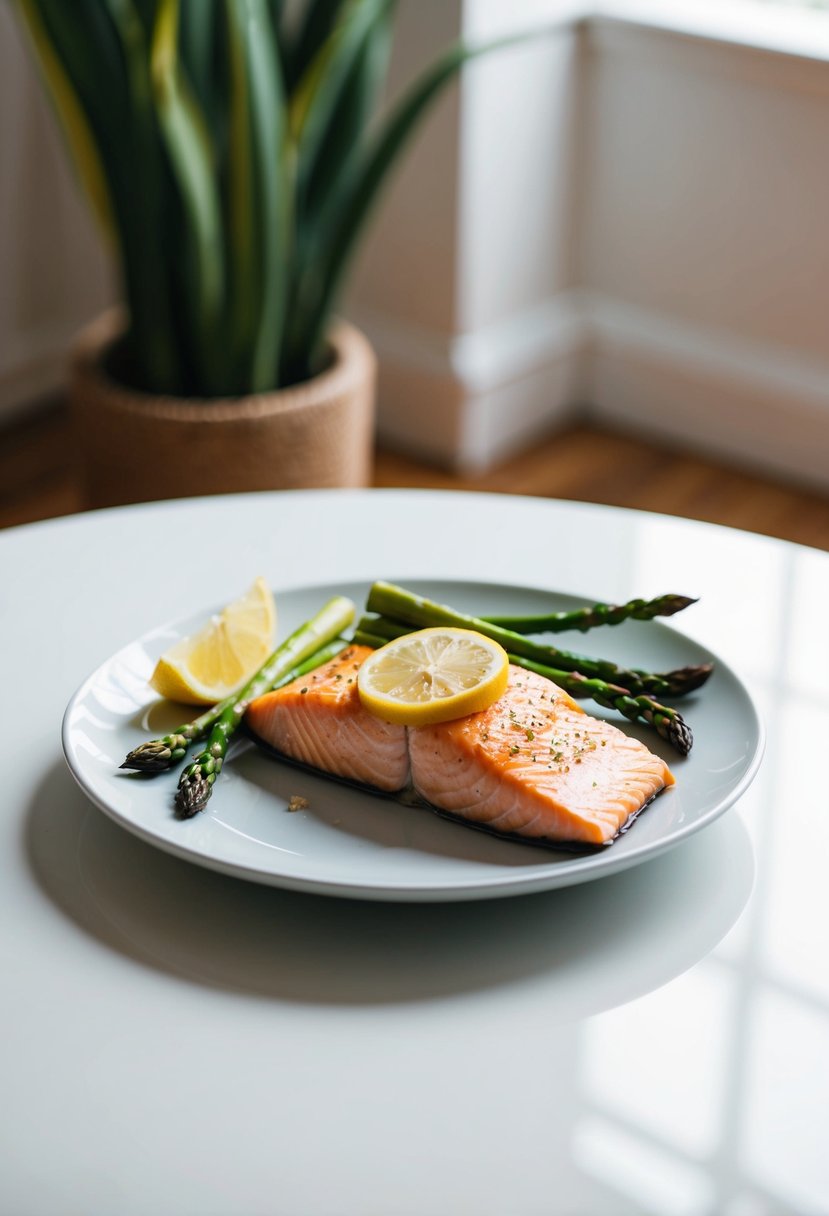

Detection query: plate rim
xmin=61 ymin=576 xmax=766 ymax=902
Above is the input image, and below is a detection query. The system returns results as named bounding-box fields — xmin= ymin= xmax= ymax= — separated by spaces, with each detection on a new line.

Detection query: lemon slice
xmin=149 ymin=576 xmax=276 ymax=705
xmin=357 ymin=627 xmax=509 ymax=726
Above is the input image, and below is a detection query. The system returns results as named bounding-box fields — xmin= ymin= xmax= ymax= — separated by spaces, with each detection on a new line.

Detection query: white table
xmin=2 ymin=489 xmax=827 ymax=1216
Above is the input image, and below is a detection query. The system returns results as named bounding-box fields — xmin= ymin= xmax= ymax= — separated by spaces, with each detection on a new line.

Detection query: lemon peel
xmin=357 ymin=627 xmax=509 ymax=726
xmin=149 ymin=576 xmax=276 ymax=705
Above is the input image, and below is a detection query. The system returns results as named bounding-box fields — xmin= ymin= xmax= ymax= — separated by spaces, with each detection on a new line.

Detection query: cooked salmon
xmin=246 ymin=654 xmax=674 ymax=845
xmin=408 ymin=665 xmax=674 ymax=846
xmin=245 ymin=645 xmax=410 ymax=792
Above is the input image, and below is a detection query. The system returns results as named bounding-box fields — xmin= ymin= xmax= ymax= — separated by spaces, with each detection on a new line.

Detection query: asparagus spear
xmin=358 ymin=592 xmax=712 ymax=699
xmin=122 ymin=637 xmax=349 ymax=773
xmin=358 ymin=611 xmax=708 ymax=699
xmin=121 ymin=635 xmax=350 ymax=773
xmin=353 ymin=626 xmax=693 ymax=755
xmin=174 ymin=643 xmax=347 ymax=814
xmin=121 ymin=712 xmax=221 ymax=773
xmin=358 ymin=613 xmax=710 ymax=699
xmin=481 ymin=593 xmax=697 ymax=634
xmin=505 ymin=654 xmax=693 ymax=756
xmin=175 ymin=596 xmax=356 ymax=817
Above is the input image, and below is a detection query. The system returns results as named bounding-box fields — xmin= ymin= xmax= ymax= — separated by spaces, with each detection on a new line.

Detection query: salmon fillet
xmin=408 ymin=666 xmax=674 ymax=845
xmin=245 ymin=645 xmax=410 ymax=792
xmin=246 ymin=653 xmax=674 ymax=845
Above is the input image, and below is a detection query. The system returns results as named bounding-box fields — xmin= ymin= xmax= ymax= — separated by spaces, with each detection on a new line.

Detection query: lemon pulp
xmin=149 ymin=576 xmax=276 ymax=705
xmin=357 ymin=627 xmax=509 ymax=726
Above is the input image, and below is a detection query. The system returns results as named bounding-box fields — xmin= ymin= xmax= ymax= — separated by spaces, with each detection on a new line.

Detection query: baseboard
xmin=373 ymin=344 xmax=586 ymax=472
xmin=5 ymin=293 xmax=829 ymax=492
xmin=586 ymin=296 xmax=829 ymax=493
xmin=359 ymin=292 xmax=829 ymax=488
xmin=352 ymin=293 xmax=590 ymax=471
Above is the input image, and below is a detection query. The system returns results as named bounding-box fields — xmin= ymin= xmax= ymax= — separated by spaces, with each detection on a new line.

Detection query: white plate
xmin=62 ymin=578 xmax=764 ymax=902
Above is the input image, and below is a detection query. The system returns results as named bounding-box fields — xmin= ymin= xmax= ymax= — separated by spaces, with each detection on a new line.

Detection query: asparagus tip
xmin=120 ymin=740 xmax=173 ymax=772
xmin=175 ymin=771 xmax=212 ymax=818
xmin=650 ymin=701 xmax=694 ymax=756
xmin=663 ymin=595 xmax=698 ymax=615
xmin=666 ymin=663 xmax=714 ymax=696
xmin=670 ymin=718 xmax=694 ymax=756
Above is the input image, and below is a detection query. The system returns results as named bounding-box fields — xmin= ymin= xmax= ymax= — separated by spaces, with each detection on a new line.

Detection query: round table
xmin=2 ymin=489 xmax=826 ymax=1216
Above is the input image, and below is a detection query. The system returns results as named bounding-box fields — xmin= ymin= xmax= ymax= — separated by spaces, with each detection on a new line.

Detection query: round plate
xmin=61 ymin=579 xmax=764 ymax=902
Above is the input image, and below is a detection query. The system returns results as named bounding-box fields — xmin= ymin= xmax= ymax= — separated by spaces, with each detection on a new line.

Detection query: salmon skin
xmin=245 ymin=651 xmax=674 ymax=847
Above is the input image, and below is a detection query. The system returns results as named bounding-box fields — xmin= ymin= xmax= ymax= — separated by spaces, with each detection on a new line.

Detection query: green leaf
xmin=25 ymin=0 xmax=131 ymax=151
xmin=301 ymin=34 xmax=533 ymax=368
xmin=17 ymin=0 xmax=542 ymax=398
xmin=15 ymin=0 xmax=116 ymax=240
xmin=266 ymin=0 xmax=289 ymax=78
xmin=151 ymin=0 xmax=226 ymax=394
xmin=301 ymin=0 xmax=393 ymax=229
xmin=281 ymin=0 xmax=393 ymax=380
xmin=225 ymin=0 xmax=290 ymax=393
xmin=289 ymin=0 xmax=393 ymax=208
xmin=102 ymin=0 xmax=182 ymax=391
xmin=26 ymin=0 xmax=180 ymax=391
xmin=225 ymin=0 xmax=254 ymax=373
xmin=179 ymin=1 xmax=217 ymax=124
xmin=282 ymin=0 xmax=347 ymax=93
xmin=266 ymin=0 xmax=287 ymax=26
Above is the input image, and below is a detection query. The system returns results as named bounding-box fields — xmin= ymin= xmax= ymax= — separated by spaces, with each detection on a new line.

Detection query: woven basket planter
xmin=70 ymin=310 xmax=377 ymax=508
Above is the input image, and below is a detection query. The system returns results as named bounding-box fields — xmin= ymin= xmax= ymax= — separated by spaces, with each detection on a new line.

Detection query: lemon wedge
xmin=357 ymin=627 xmax=509 ymax=726
xmin=149 ymin=576 xmax=276 ymax=705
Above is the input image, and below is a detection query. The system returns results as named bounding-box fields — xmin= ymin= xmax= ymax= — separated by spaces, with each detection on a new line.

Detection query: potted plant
xmin=15 ymin=0 xmax=494 ymax=506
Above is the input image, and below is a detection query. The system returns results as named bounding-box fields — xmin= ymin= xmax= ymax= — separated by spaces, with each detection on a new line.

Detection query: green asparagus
xmin=122 ymin=635 xmax=350 ymax=774
xmin=505 ymin=655 xmax=692 ymax=756
xmin=359 ymin=588 xmax=712 ymax=699
xmin=175 ymin=596 xmax=356 ymax=816
xmin=481 ymin=593 xmax=697 ymax=634
xmin=123 ymin=637 xmax=349 ymax=774
xmin=353 ymin=626 xmax=693 ymax=755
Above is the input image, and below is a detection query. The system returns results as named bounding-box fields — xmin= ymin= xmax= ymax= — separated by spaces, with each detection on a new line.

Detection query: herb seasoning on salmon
xmin=245 ymin=651 xmax=674 ymax=847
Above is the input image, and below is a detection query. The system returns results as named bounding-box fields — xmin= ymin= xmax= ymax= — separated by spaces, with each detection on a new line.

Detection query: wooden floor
xmin=3 ymin=401 xmax=829 ymax=551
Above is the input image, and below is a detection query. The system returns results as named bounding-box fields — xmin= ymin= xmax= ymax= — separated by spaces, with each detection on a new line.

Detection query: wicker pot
xmin=70 ymin=310 xmax=377 ymax=509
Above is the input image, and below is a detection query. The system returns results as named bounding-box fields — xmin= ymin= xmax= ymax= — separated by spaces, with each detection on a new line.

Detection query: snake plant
xmin=15 ymin=0 xmax=498 ymax=397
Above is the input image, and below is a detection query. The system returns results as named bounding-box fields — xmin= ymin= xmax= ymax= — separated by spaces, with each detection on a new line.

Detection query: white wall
xmin=3 ymin=0 xmax=829 ymax=491
xmin=346 ymin=0 xmax=587 ymax=468
xmin=349 ymin=0 xmax=829 ymax=487
xmin=580 ymin=14 xmax=829 ymax=489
